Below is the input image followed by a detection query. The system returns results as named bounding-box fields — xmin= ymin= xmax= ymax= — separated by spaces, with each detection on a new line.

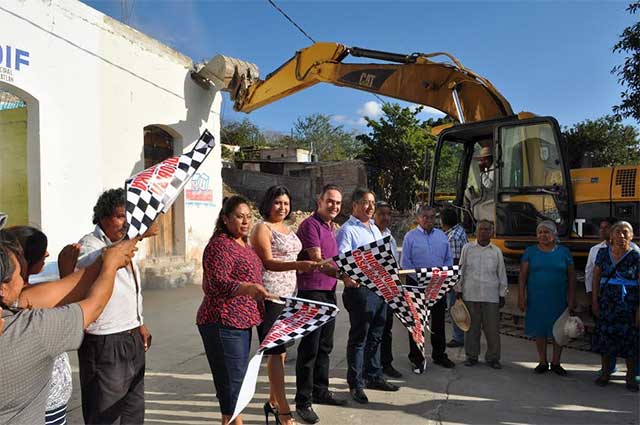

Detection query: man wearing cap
xmin=456 ymin=220 xmax=507 ymax=369
xmin=467 ymin=145 xmax=495 ymax=222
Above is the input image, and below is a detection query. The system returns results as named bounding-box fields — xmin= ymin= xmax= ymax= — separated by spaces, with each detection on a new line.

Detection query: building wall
xmin=1 ymin=0 xmax=222 ymax=264
xmin=222 ymin=168 xmax=312 ymax=210
xmin=223 ymin=160 xmax=367 ymax=215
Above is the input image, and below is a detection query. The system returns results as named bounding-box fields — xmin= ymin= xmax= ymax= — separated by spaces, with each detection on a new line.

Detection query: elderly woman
xmin=0 ymin=234 xmax=138 ymax=424
xmin=591 ymin=221 xmax=639 ymax=392
xmin=251 ymin=186 xmax=317 ymax=425
xmin=518 ymin=220 xmax=576 ymax=375
xmin=196 ymin=195 xmax=271 ymax=425
xmin=3 ymin=226 xmax=75 ymax=425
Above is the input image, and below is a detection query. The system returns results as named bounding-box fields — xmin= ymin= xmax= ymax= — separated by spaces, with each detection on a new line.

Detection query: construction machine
xmin=195 ymin=42 xmax=639 ymax=264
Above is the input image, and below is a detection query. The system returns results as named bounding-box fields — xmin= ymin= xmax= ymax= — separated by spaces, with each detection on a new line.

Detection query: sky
xmin=84 ymin=0 xmax=637 ymax=135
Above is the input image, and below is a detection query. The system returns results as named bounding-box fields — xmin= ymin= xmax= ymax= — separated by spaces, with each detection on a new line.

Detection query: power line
xmin=267 ymin=0 xmax=316 ymax=44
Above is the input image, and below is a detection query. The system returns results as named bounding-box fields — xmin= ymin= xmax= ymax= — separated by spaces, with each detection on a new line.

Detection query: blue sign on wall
xmin=0 ymin=45 xmax=30 ymax=84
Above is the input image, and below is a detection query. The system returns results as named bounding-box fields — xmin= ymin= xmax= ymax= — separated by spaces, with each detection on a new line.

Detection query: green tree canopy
xmin=221 ymin=118 xmax=266 ymax=147
xmin=357 ymin=103 xmax=434 ymax=211
xmin=563 ymin=115 xmax=640 ymax=168
xmin=612 ymin=1 xmax=640 ymax=121
xmin=293 ymin=113 xmax=362 ymax=161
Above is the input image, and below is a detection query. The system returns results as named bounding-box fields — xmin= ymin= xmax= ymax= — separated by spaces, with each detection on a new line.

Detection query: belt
xmin=85 ymin=328 xmax=139 ymax=338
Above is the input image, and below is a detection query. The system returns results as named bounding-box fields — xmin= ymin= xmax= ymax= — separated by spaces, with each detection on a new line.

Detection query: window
xmin=575 ymin=202 xmax=610 ymax=238
xmin=500 ymin=123 xmax=563 ymax=189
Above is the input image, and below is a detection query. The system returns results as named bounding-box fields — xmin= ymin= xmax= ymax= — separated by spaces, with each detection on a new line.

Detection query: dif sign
xmin=0 ymin=45 xmax=30 ymax=70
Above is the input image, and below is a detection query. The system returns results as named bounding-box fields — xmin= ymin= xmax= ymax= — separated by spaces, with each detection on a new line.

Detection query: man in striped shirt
xmin=441 ymin=208 xmax=468 ymax=348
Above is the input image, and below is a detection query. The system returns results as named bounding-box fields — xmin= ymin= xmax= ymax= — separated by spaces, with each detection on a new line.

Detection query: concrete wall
xmin=223 ymin=160 xmax=367 ymax=215
xmin=1 ymin=0 xmax=222 ymax=264
xmin=222 ymin=168 xmax=313 ymax=210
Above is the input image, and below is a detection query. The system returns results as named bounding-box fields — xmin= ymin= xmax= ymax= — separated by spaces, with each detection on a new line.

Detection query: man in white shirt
xmin=456 ymin=220 xmax=507 ymax=369
xmin=75 ymin=188 xmax=154 ymax=424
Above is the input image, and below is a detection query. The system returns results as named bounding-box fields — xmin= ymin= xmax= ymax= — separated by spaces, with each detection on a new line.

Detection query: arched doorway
xmin=144 ymin=125 xmax=178 ymax=256
xmin=0 ymin=89 xmax=28 ymax=225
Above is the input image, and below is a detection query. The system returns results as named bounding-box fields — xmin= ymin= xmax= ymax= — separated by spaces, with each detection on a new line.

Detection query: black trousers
xmin=295 ymin=290 xmax=337 ymax=408
xmin=408 ymin=294 xmax=447 ymax=365
xmin=381 ymin=305 xmax=395 ymax=367
xmin=78 ymin=330 xmax=146 ymax=425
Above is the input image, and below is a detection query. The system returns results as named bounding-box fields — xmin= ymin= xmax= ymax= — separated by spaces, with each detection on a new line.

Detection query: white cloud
xmin=357 ymin=101 xmax=383 ymax=119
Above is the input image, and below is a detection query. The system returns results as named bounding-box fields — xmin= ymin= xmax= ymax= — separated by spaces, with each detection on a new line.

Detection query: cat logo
xmin=359 ymin=73 xmax=376 ymax=88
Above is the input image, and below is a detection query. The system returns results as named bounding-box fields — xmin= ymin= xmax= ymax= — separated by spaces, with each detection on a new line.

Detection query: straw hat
xmin=450 ymin=298 xmax=471 ymax=332
xmin=553 ymin=308 xmax=585 ymax=346
xmin=473 ymin=146 xmax=492 ymax=159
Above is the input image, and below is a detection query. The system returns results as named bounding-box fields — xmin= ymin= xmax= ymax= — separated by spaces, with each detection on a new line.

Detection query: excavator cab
xmin=429 ymin=115 xmax=573 ymax=254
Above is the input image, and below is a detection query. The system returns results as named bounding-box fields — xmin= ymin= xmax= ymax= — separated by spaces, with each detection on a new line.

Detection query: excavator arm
xmin=195 ymin=42 xmax=513 ymax=123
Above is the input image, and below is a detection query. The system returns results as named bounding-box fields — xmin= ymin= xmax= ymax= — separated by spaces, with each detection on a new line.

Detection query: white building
xmin=1 ymin=0 xmax=223 ymax=285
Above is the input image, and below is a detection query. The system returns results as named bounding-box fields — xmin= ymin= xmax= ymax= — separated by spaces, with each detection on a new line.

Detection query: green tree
xmin=221 ymin=118 xmax=267 ymax=147
xmin=358 ymin=103 xmax=433 ymax=211
xmin=293 ymin=113 xmax=362 ymax=161
xmin=612 ymin=2 xmax=640 ymax=121
xmin=563 ymin=115 xmax=640 ymax=168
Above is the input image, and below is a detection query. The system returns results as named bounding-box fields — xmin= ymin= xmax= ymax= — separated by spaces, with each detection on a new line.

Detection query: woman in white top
xmin=251 ymin=185 xmax=319 ymax=425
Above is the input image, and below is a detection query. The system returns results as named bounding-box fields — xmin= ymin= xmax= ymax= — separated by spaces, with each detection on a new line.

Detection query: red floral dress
xmin=196 ymin=233 xmax=264 ymax=329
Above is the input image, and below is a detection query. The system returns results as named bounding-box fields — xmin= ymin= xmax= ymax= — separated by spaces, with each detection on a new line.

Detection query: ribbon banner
xmin=231 ymin=297 xmax=339 ymax=421
xmin=332 ymin=236 xmax=424 ymax=350
xmin=125 ymin=129 xmax=215 ymax=239
xmin=414 ymin=266 xmax=460 ymax=310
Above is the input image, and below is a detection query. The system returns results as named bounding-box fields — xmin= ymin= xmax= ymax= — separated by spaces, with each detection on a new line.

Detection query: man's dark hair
xmin=259 ymin=185 xmax=292 ymax=220
xmin=351 ymin=187 xmax=375 ymax=204
xmin=376 ymin=200 xmax=391 ymax=211
xmin=441 ymin=208 xmax=459 ymax=227
xmin=319 ymin=184 xmax=342 ymax=198
xmin=92 ymin=188 xmax=126 ymax=225
xmin=2 ymin=226 xmax=47 ymax=270
xmin=601 ymin=217 xmax=618 ymax=226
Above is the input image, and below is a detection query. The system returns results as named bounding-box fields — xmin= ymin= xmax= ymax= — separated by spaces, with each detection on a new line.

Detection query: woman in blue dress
xmin=591 ymin=221 xmax=639 ymax=392
xmin=518 ymin=220 xmax=576 ymax=376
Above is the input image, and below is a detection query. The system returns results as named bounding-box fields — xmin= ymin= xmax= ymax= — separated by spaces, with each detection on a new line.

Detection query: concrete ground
xmin=67 ymin=285 xmax=639 ymax=425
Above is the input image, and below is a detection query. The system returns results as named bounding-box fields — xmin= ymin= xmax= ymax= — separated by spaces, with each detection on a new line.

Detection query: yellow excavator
xmin=194 ymin=42 xmax=640 ymax=262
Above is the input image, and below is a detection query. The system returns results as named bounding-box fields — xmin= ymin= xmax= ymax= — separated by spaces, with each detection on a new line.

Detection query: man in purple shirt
xmin=401 ymin=205 xmax=455 ymax=374
xmin=295 ymin=184 xmax=348 ymax=424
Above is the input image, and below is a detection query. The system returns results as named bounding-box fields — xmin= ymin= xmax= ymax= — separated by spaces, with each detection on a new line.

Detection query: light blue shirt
xmin=401 ymin=225 xmax=453 ymax=271
xmin=336 ymin=215 xmax=383 ymax=253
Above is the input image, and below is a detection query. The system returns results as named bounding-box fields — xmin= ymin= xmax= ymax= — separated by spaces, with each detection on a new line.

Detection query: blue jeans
xmin=448 ymin=291 xmax=465 ymax=343
xmin=343 ymin=287 xmax=387 ymax=389
xmin=198 ymin=322 xmax=251 ymax=415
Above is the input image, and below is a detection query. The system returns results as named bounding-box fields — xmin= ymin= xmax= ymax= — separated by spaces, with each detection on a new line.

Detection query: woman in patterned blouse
xmin=196 ymin=195 xmax=271 ymax=425
xmin=251 ymin=186 xmax=319 ymax=425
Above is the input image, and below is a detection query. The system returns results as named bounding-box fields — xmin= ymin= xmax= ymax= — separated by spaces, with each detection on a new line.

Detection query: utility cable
xmin=267 ymin=0 xmax=316 ymax=44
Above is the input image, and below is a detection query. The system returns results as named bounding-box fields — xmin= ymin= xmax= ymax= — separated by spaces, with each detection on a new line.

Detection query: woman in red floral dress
xmin=197 ymin=195 xmax=271 ymax=425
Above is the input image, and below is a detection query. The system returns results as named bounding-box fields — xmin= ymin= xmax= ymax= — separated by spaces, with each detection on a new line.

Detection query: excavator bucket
xmin=193 ymin=55 xmax=260 ymax=99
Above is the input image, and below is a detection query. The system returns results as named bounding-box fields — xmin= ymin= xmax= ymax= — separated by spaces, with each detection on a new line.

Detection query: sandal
xmin=534 ymin=362 xmax=549 ymax=374
xmin=595 ymin=375 xmax=610 ymax=387
xmin=550 ymin=363 xmax=568 ymax=376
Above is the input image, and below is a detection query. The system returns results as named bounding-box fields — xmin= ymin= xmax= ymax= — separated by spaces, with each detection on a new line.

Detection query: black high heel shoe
xmin=263 ymin=402 xmax=279 ymax=425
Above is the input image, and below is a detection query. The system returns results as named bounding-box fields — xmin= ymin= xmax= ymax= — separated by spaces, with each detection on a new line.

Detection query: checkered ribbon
xmin=404 ymin=285 xmax=430 ymax=353
xmin=414 ymin=266 xmax=460 ymax=310
xmin=333 ymin=235 xmax=419 ymax=332
xmin=231 ymin=296 xmax=339 ymax=421
xmin=125 ymin=129 xmax=215 ymax=239
xmin=258 ymin=296 xmax=340 ymax=353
